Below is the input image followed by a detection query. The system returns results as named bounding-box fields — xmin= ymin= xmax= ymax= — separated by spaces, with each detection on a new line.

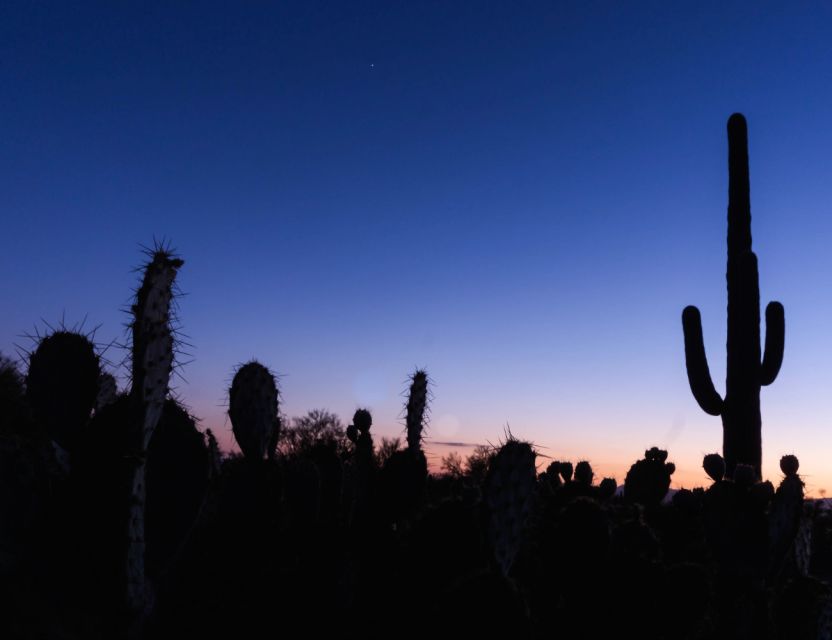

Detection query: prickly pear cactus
xmin=405 ymin=369 xmax=428 ymax=452
xmin=483 ymin=439 xmax=536 ymax=576
xmin=624 ymin=447 xmax=675 ymax=506
xmin=574 ymin=460 xmax=594 ymax=486
xmin=125 ymin=247 xmax=183 ymax=619
xmin=703 ymin=452 xmax=726 ymax=483
xmin=228 ymin=360 xmax=279 ymax=461
xmin=25 ymin=330 xmax=100 ymax=449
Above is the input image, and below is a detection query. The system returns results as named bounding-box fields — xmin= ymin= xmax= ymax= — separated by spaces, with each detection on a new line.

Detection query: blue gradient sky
xmin=3 ymin=2 xmax=832 ymax=491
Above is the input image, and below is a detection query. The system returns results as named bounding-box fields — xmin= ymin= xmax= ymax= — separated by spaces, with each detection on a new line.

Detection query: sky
xmin=2 ymin=1 xmax=832 ymax=492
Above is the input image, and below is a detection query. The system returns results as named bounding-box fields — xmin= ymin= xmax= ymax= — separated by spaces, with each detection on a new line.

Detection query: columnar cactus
xmin=483 ymin=439 xmax=536 ymax=576
xmin=682 ymin=113 xmax=785 ymax=478
xmin=125 ymin=247 xmax=183 ymax=618
xmin=405 ymin=369 xmax=428 ymax=452
xmin=228 ymin=360 xmax=279 ymax=461
xmin=25 ymin=330 xmax=100 ymax=449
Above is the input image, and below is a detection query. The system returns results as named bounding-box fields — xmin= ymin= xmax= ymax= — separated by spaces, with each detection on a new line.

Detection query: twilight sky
xmin=2 ymin=2 xmax=832 ymax=492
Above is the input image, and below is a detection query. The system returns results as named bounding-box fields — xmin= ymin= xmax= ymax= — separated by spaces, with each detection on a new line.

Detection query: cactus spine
xmin=125 ymin=248 xmax=183 ymax=619
xmin=682 ymin=113 xmax=785 ymax=478
xmin=228 ymin=360 xmax=279 ymax=461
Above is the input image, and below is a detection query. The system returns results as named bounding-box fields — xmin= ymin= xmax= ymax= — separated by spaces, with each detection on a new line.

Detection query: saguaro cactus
xmin=125 ymin=247 xmax=183 ymax=619
xmin=682 ymin=113 xmax=785 ymax=478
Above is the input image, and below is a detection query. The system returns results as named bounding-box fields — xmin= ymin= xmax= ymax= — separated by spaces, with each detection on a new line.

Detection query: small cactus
xmin=25 ymin=329 xmax=100 ymax=449
xmin=228 ymin=360 xmax=279 ymax=461
xmin=624 ymin=447 xmax=675 ymax=506
xmin=405 ymin=369 xmax=429 ymax=452
xmin=598 ymin=477 xmax=617 ymax=500
xmin=559 ymin=461 xmax=574 ymax=483
xmin=703 ymin=453 xmax=725 ymax=482
xmin=780 ymin=454 xmax=799 ymax=477
xmin=483 ymin=439 xmax=537 ymax=576
xmin=574 ymin=460 xmax=594 ymax=486
xmin=350 ymin=408 xmax=374 ymax=462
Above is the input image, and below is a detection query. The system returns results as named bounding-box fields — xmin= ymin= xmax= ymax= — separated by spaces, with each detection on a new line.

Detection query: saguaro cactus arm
xmin=761 ymin=301 xmax=785 ymax=386
xmin=682 ymin=305 xmax=724 ymax=416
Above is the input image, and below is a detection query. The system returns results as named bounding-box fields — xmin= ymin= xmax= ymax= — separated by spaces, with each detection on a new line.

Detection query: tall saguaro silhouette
xmin=682 ymin=113 xmax=785 ymax=479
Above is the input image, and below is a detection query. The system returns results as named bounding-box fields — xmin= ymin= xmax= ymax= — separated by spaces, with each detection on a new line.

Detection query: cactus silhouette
xmin=405 ymin=369 xmax=428 ymax=452
xmin=228 ymin=360 xmax=279 ymax=461
xmin=682 ymin=113 xmax=785 ymax=478
xmin=125 ymin=247 xmax=183 ymax=620
xmin=484 ymin=438 xmax=536 ymax=576
xmin=25 ymin=330 xmax=100 ymax=449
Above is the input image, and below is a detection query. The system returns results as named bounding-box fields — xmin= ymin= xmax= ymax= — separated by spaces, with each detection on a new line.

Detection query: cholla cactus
xmin=405 ymin=369 xmax=429 ymax=452
xmin=125 ymin=247 xmax=183 ymax=619
xmin=228 ymin=360 xmax=279 ymax=461
xmin=25 ymin=329 xmax=100 ymax=449
xmin=483 ymin=439 xmax=537 ymax=576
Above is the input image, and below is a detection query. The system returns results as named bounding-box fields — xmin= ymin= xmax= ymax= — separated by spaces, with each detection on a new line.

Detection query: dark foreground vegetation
xmin=0 ymin=330 xmax=828 ymax=640
xmin=1 ymin=114 xmax=827 ymax=639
